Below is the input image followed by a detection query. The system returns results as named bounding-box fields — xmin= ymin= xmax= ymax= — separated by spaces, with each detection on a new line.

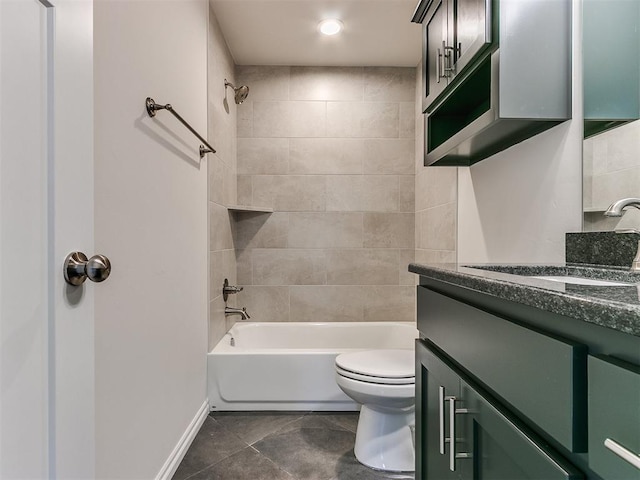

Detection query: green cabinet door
xmin=418 ymin=340 xmax=584 ymax=480
xmin=417 ymin=340 xmax=460 ymax=480
xmin=588 ymin=355 xmax=640 ymax=480
xmin=460 ymin=380 xmax=584 ymax=480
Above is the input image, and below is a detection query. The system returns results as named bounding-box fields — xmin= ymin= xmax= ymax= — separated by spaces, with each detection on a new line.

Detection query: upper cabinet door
xmin=422 ymin=0 xmax=450 ymax=112
xmin=419 ymin=0 xmax=492 ymax=113
xmin=452 ymin=0 xmax=492 ymax=75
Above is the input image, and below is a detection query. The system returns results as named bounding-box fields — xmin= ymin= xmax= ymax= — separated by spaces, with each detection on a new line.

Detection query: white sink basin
xmin=529 ymin=276 xmax=634 ymax=287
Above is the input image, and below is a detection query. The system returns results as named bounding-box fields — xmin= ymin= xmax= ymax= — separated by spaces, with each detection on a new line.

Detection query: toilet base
xmin=354 ymin=404 xmax=415 ymax=472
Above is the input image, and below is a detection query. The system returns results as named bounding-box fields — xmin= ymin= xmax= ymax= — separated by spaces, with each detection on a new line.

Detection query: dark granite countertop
xmin=409 ymin=263 xmax=640 ymax=337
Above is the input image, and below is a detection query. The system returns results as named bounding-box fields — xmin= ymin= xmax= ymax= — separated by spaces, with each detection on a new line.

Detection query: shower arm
xmin=145 ymin=97 xmax=216 ymax=158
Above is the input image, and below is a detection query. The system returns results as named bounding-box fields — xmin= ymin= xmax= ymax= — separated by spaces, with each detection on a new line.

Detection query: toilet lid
xmin=336 ymin=349 xmax=414 ymax=379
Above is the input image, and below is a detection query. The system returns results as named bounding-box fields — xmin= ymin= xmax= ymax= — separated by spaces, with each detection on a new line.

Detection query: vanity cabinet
xmin=416 ymin=281 xmax=640 ymax=479
xmin=418 ymin=340 xmax=584 ymax=479
xmin=412 ymin=0 xmax=571 ymax=166
xmin=419 ymin=0 xmax=491 ymax=111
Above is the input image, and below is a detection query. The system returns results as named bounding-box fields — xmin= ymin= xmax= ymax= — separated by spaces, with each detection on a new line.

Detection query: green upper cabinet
xmin=412 ymin=0 xmax=572 ymax=166
xmin=416 ymin=0 xmax=492 ymax=111
xmin=583 ymin=0 xmax=640 ymax=138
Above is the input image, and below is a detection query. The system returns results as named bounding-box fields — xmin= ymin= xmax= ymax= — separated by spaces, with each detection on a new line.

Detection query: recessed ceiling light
xmin=318 ymin=19 xmax=343 ymax=36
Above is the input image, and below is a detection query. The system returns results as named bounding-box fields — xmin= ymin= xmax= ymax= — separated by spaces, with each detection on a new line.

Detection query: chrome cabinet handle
xmin=448 ymin=396 xmax=472 ymax=471
xmin=439 ymin=385 xmax=472 ymax=470
xmin=64 ymin=252 xmax=111 ymax=286
xmin=449 ymin=395 xmax=456 ymax=470
xmin=605 ymin=438 xmax=640 ymax=470
xmin=436 ymin=47 xmax=442 ymax=83
xmin=443 ymin=41 xmax=455 ymax=77
xmin=439 ymin=386 xmax=446 ymax=453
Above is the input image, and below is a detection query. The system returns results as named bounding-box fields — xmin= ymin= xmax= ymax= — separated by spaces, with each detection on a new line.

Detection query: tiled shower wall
xmin=414 ymin=62 xmax=457 ymax=264
xmin=233 ymin=66 xmax=417 ymax=323
xmin=208 ymin=6 xmax=238 ymax=349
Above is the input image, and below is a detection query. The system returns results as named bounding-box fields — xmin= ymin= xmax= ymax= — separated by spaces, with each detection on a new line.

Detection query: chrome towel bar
xmin=145 ymin=97 xmax=215 ymax=158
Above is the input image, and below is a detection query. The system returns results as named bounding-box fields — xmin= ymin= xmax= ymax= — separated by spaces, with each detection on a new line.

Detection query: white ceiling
xmin=209 ymin=0 xmax=422 ymax=67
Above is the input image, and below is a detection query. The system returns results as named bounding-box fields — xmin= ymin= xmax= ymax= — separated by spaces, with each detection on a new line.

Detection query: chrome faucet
xmin=604 ymin=198 xmax=640 ymax=217
xmin=225 ymin=306 xmax=250 ymax=320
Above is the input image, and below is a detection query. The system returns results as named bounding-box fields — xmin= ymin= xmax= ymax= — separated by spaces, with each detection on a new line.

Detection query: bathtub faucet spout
xmin=225 ymin=306 xmax=250 ymax=320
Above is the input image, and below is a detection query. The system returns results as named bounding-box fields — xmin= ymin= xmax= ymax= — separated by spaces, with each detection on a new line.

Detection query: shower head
xmin=224 ymin=80 xmax=250 ymax=104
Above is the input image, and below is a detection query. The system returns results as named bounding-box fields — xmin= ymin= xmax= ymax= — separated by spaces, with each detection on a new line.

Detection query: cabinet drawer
xmin=588 ymin=355 xmax=640 ymax=480
xmin=418 ymin=287 xmax=587 ymax=452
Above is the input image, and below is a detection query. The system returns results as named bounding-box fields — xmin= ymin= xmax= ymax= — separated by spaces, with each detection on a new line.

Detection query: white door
xmin=0 ymin=0 xmax=95 ymax=478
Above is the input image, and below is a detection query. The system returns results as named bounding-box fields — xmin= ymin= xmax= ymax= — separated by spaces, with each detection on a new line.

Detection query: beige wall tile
xmin=399 ymin=249 xmax=417 ymax=285
xmin=238 ymin=138 xmax=289 ymax=175
xmin=252 ymin=175 xmax=326 ymax=211
xmin=415 ymin=249 xmax=456 ymax=265
xmin=236 ymin=248 xmax=252 ymax=285
xmin=290 ymin=286 xmax=364 ymax=322
xmin=209 ymin=202 xmax=233 ymax=251
xmin=415 ymin=167 xmax=457 ymax=210
xmin=290 ymin=67 xmax=364 ymax=101
xmin=364 ymin=213 xmax=415 ymax=248
xmin=289 ymin=101 xmax=326 ymax=137
xmin=253 ymin=249 xmax=326 ymax=285
xmin=253 ymin=101 xmax=290 ymax=137
xmin=224 ymin=66 xmax=425 ymax=325
xmin=288 ymin=212 xmax=363 ymax=248
xmin=399 ymin=102 xmax=416 ymax=138
xmin=225 ymin=164 xmax=237 ymax=206
xmin=236 ymin=286 xmax=290 ymax=322
xmin=208 ymin=155 xmax=226 ymax=205
xmin=364 ymin=67 xmax=416 ymax=102
xmin=289 ymin=138 xmax=364 ymax=174
xmin=253 ymin=101 xmax=326 ymax=138
xmin=236 ymin=175 xmax=252 ymax=206
xmin=237 ymin=101 xmax=253 ymax=138
xmin=326 ymin=175 xmax=398 ymax=212
xmin=417 ymin=203 xmax=456 ymax=251
xmin=235 ymin=65 xmax=290 ymax=101
xmin=363 ymin=286 xmax=415 ymax=322
xmin=399 ymin=175 xmax=415 ymax=212
xmin=326 ymin=249 xmax=399 ymax=285
xmin=326 ymin=102 xmax=399 ymax=138
xmin=233 ymin=212 xmax=289 ymax=249
xmin=364 ymin=138 xmax=414 ymax=174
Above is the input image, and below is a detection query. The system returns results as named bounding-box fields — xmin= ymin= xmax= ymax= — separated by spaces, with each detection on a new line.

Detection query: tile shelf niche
xmin=227 ymin=205 xmax=274 ymax=214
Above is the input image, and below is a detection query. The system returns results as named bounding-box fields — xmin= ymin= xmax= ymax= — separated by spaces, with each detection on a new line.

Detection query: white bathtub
xmin=207 ymin=322 xmax=417 ymax=411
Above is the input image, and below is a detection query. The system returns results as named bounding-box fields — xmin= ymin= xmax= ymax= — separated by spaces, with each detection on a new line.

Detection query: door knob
xmin=64 ymin=252 xmax=112 ymax=286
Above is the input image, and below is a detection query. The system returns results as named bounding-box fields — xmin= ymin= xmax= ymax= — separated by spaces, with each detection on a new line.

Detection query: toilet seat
xmin=336 ymin=366 xmax=414 ymax=385
xmin=335 ymin=349 xmax=415 ymax=382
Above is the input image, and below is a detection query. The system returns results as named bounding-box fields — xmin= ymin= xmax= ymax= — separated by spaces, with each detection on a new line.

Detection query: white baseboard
xmin=156 ymin=399 xmax=209 ymax=480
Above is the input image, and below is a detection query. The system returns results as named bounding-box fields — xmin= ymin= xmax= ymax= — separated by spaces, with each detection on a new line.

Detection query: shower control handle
xmin=223 ymin=278 xmax=243 ymax=301
xmin=64 ymin=252 xmax=112 ymax=286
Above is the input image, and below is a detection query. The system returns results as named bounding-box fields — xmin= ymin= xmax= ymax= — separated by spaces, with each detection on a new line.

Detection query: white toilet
xmin=335 ymin=349 xmax=415 ymax=472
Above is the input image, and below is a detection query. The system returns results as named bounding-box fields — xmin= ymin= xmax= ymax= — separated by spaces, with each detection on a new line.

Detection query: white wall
xmin=457 ymin=0 xmax=583 ymax=264
xmin=94 ymin=1 xmax=208 ymax=478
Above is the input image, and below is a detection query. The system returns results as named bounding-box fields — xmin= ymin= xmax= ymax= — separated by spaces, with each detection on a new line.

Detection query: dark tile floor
xmin=172 ymin=411 xmax=415 ymax=480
